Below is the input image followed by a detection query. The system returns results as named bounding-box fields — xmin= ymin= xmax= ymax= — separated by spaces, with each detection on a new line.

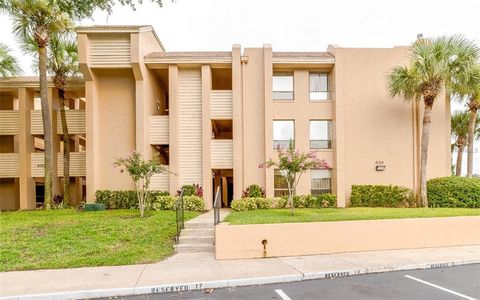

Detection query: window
xmin=310 ymin=120 xmax=332 ymax=149
xmin=274 ymin=169 xmax=290 ymax=197
xmin=309 ymin=73 xmax=329 ymax=100
xmin=273 ymin=73 xmax=294 ymax=100
xmin=273 ymin=120 xmax=294 ymax=149
xmin=311 ymin=169 xmax=332 ymax=195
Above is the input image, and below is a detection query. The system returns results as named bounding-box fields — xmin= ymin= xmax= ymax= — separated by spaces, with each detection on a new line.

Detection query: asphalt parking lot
xmin=109 ymin=264 xmax=479 ymax=300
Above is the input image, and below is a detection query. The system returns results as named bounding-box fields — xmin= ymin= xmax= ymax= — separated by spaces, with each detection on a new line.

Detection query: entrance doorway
xmin=212 ymin=169 xmax=233 ymax=208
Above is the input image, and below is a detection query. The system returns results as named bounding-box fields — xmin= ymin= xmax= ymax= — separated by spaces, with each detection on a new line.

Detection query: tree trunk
xmin=39 ymin=46 xmax=54 ymax=209
xmin=287 ymin=177 xmax=295 ymax=216
xmin=59 ymin=89 xmax=70 ymax=205
xmin=419 ymin=103 xmax=433 ymax=207
xmin=466 ymin=105 xmax=478 ymax=178
xmin=455 ymin=144 xmax=464 ymax=176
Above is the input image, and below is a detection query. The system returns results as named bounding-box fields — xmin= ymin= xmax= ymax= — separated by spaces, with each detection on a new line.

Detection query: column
xmin=18 ymin=87 xmax=35 ymax=209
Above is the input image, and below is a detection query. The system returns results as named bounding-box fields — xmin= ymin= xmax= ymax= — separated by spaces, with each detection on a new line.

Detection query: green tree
xmin=452 ymin=65 xmax=480 ymax=178
xmin=114 ymin=151 xmax=167 ymax=217
xmin=1 ymin=0 xmax=72 ymax=209
xmin=388 ymin=35 xmax=479 ymax=207
xmin=0 ymin=43 xmax=21 ymax=77
xmin=260 ymin=145 xmax=330 ymax=216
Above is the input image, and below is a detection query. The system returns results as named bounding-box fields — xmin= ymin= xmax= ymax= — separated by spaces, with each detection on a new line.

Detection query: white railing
xmin=211 ymin=140 xmax=233 ymax=169
xmin=211 ymin=90 xmax=233 ymax=119
xmin=149 ymin=115 xmax=169 ymax=145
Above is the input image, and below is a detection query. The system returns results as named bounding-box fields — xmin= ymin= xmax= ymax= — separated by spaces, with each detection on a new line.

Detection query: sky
xmin=0 ymin=0 xmax=479 ymax=174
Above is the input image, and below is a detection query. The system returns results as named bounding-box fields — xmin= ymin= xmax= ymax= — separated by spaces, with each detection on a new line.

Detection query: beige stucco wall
xmin=215 ymin=216 xmax=480 ymax=259
xmin=95 ymin=69 xmax=136 ymax=191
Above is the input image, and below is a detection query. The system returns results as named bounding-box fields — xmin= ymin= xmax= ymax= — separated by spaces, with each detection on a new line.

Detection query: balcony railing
xmin=149 ymin=115 xmax=169 ymax=145
xmin=31 ymin=110 xmax=86 ymax=135
xmin=310 ymin=140 xmax=331 ymax=149
xmin=31 ymin=152 xmax=86 ymax=177
xmin=211 ymin=140 xmax=233 ymax=169
xmin=0 ymin=153 xmax=19 ymax=178
xmin=0 ymin=111 xmax=19 ymax=135
xmin=150 ymin=166 xmax=170 ymax=191
xmin=211 ymin=90 xmax=233 ymax=119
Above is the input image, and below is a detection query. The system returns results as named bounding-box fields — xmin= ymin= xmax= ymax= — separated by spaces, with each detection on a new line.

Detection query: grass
xmin=223 ymin=207 xmax=480 ymax=225
xmin=0 ymin=209 xmax=200 ymax=272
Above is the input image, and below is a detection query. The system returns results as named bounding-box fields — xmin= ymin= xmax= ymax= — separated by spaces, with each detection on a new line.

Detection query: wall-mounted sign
xmin=375 ymin=160 xmax=386 ymax=171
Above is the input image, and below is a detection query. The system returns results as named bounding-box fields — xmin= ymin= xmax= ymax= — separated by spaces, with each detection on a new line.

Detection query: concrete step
xmin=174 ymin=243 xmax=214 ymax=253
xmin=180 ymin=228 xmax=214 ymax=237
xmin=178 ymin=236 xmax=214 ymax=244
xmin=184 ymin=222 xmax=214 ymax=229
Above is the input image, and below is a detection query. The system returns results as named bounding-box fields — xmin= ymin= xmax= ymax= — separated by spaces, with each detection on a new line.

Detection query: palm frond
xmin=0 ymin=43 xmax=21 ymax=77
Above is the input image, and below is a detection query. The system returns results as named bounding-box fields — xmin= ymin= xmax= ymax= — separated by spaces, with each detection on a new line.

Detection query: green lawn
xmin=224 ymin=207 xmax=480 ymax=225
xmin=0 ymin=209 xmax=200 ymax=272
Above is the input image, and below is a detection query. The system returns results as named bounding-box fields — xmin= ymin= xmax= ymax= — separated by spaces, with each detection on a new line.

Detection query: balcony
xmin=150 ymin=166 xmax=170 ymax=191
xmin=211 ymin=140 xmax=233 ymax=169
xmin=0 ymin=153 xmax=19 ymax=178
xmin=149 ymin=115 xmax=169 ymax=145
xmin=0 ymin=111 xmax=19 ymax=135
xmin=211 ymin=90 xmax=233 ymax=119
xmin=31 ymin=152 xmax=86 ymax=177
xmin=31 ymin=110 xmax=86 ymax=135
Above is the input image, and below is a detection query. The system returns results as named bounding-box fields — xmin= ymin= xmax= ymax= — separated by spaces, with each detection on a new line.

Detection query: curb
xmin=1 ymin=259 xmax=478 ymax=300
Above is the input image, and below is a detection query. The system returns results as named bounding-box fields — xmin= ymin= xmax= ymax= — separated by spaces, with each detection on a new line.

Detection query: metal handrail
xmin=213 ymin=186 xmax=221 ymax=226
xmin=175 ymin=189 xmax=185 ymax=243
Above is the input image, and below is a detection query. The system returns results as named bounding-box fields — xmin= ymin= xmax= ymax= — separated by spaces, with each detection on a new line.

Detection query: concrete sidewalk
xmin=1 ymin=244 xmax=478 ymax=299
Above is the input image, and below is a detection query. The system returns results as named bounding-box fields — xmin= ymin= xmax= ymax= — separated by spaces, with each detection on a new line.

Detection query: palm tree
xmin=388 ymin=36 xmax=479 ymax=207
xmin=451 ymin=111 xmax=470 ymax=175
xmin=49 ymin=34 xmax=80 ymax=205
xmin=1 ymin=0 xmax=72 ymax=208
xmin=0 ymin=43 xmax=21 ymax=77
xmin=452 ymin=65 xmax=480 ymax=178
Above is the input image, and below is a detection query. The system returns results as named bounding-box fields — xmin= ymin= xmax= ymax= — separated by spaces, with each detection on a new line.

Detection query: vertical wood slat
xmin=178 ymin=70 xmax=203 ymax=185
xmin=0 ymin=111 xmax=19 ymax=135
xmin=210 ymin=90 xmax=233 ymax=119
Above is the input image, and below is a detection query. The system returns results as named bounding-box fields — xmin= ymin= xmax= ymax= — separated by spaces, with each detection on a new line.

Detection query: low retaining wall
xmin=215 ymin=216 xmax=480 ymax=259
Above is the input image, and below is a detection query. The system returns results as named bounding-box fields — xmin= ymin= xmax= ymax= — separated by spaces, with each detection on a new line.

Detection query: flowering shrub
xmin=177 ymin=183 xmax=203 ymax=197
xmin=260 ymin=145 xmax=330 ymax=215
xmin=152 ymin=195 xmax=205 ymax=211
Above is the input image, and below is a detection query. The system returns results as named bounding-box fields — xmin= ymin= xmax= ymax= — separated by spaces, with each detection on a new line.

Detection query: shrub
xmin=231 ymin=198 xmax=258 ymax=212
xmin=242 ymin=184 xmax=266 ymax=198
xmin=151 ymin=195 xmax=205 ymax=211
xmin=349 ymin=185 xmax=415 ymax=208
xmin=281 ymin=195 xmax=307 ymax=208
xmin=84 ymin=203 xmax=106 ymax=211
xmin=304 ymin=194 xmax=337 ymax=208
xmin=152 ymin=195 xmax=176 ymax=210
xmin=427 ymin=176 xmax=480 ymax=208
xmin=95 ymin=190 xmax=169 ymax=209
xmin=177 ymin=184 xmax=203 ymax=197
xmin=272 ymin=197 xmax=288 ymax=209
xmin=183 ymin=196 xmax=205 ymax=211
xmin=255 ymin=197 xmax=273 ymax=209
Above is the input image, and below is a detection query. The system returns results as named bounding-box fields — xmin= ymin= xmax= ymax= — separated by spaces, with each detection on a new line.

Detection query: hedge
xmin=95 ymin=190 xmax=169 ymax=209
xmin=230 ymin=194 xmax=337 ymax=212
xmin=427 ymin=176 xmax=480 ymax=208
xmin=84 ymin=203 xmax=106 ymax=211
xmin=349 ymin=185 xmax=415 ymax=208
xmin=151 ymin=195 xmax=205 ymax=211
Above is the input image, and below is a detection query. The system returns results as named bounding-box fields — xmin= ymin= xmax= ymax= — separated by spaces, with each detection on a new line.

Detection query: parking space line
xmin=404 ymin=275 xmax=477 ymax=300
xmin=275 ymin=289 xmax=292 ymax=300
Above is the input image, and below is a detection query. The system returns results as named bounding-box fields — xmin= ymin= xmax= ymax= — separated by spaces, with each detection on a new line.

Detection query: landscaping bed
xmin=223 ymin=207 xmax=480 ymax=225
xmin=0 ymin=209 xmax=200 ymax=272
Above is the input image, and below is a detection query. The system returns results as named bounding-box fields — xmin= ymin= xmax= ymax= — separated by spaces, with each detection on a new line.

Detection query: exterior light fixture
xmin=375 ymin=165 xmax=386 ymax=171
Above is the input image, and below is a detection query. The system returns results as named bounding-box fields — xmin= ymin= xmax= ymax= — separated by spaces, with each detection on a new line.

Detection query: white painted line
xmin=404 ymin=275 xmax=477 ymax=300
xmin=275 ymin=289 xmax=292 ymax=300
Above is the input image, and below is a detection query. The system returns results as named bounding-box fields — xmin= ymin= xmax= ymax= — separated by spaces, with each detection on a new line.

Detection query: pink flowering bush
xmin=260 ymin=145 xmax=330 ymax=215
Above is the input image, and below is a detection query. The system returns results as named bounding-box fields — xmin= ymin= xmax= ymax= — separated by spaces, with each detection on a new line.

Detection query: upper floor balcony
xmin=210 ymin=90 xmax=233 ymax=119
xmin=0 ymin=111 xmax=19 ymax=135
xmin=31 ymin=152 xmax=86 ymax=177
xmin=31 ymin=110 xmax=86 ymax=135
xmin=211 ymin=139 xmax=233 ymax=169
xmin=0 ymin=153 xmax=19 ymax=178
xmin=149 ymin=115 xmax=169 ymax=145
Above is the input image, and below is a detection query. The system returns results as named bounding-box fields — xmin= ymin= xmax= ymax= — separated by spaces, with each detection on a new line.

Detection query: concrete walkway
xmin=0 ymin=211 xmax=478 ymax=299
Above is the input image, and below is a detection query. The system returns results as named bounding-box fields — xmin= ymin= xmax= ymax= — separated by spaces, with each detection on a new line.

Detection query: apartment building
xmin=0 ymin=25 xmax=451 ymax=210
